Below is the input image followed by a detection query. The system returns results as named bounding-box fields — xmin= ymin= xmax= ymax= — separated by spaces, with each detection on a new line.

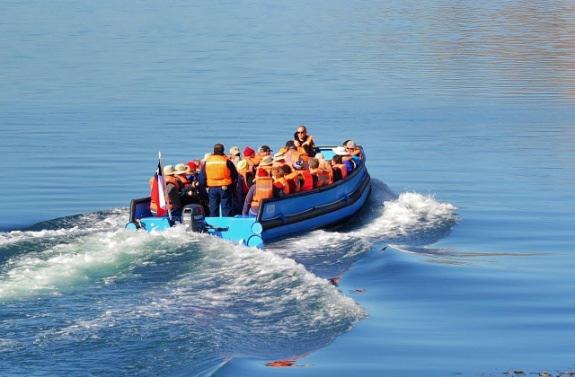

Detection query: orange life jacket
xmin=205 ymin=154 xmax=233 ymax=187
xmin=176 ymin=174 xmax=190 ymax=186
xmin=333 ymin=163 xmax=348 ymax=179
xmin=246 ymin=156 xmax=259 ymax=170
xmin=297 ymin=146 xmax=308 ymax=157
xmin=274 ymin=177 xmax=291 ymax=195
xmin=300 ymin=170 xmax=313 ymax=191
xmin=165 ymin=175 xmax=182 ymax=190
xmin=151 ymin=176 xmax=178 ymax=214
xmin=251 ymin=176 xmax=273 ymax=212
xmin=312 ymin=169 xmax=330 ymax=188
xmin=285 ymin=171 xmax=301 ymax=193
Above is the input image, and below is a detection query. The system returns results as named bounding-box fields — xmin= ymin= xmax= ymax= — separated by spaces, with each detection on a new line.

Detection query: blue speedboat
xmin=126 ymin=146 xmax=371 ymax=248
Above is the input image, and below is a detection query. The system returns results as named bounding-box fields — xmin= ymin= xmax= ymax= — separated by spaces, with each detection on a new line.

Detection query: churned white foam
xmin=359 ymin=192 xmax=458 ymax=240
xmin=129 ymin=238 xmax=366 ymax=357
xmin=269 ymin=189 xmax=456 ymax=261
xmin=0 ymin=209 xmax=128 ymax=247
xmin=35 ymin=236 xmax=365 ymax=361
xmin=0 ymin=225 xmax=197 ymax=301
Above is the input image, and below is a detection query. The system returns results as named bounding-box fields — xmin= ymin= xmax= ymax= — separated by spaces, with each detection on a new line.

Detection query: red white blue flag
xmin=151 ymin=159 xmax=167 ymax=216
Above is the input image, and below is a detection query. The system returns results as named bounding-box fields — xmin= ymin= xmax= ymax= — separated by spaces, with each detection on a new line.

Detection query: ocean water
xmin=1 ymin=1 xmax=575 ymax=376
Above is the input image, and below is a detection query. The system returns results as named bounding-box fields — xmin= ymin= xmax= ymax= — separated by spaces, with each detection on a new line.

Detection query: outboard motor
xmin=182 ymin=204 xmax=207 ymax=232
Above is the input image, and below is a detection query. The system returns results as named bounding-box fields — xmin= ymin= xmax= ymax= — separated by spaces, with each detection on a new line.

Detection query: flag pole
xmin=158 ymin=151 xmax=173 ymax=221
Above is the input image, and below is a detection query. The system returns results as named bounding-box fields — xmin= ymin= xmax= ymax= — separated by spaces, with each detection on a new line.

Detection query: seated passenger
xmin=185 ymin=160 xmax=208 ymax=213
xmin=256 ymin=155 xmax=273 ymax=177
xmin=174 ymin=163 xmax=192 ymax=187
xmin=308 ymin=158 xmax=329 ymax=188
xmin=316 ymin=153 xmax=334 ymax=184
xmin=271 ymin=167 xmax=290 ymax=196
xmin=281 ymin=164 xmax=300 ymax=193
xmin=228 ymin=146 xmax=241 ymax=166
xmin=243 ymin=146 xmax=259 ymax=168
xmin=161 ymin=165 xmax=187 ymax=218
xmin=330 ymin=155 xmax=348 ymax=181
xmin=272 ymin=152 xmax=287 ymax=168
xmin=174 ymin=163 xmax=205 ymax=207
xmin=344 ymin=140 xmax=363 ymax=160
xmin=242 ymin=168 xmax=274 ymax=216
xmin=283 ymin=140 xmax=301 ymax=167
xmin=293 ymin=124 xmax=315 ymax=158
xmin=234 ymin=160 xmax=251 ymax=214
xmin=293 ymin=159 xmax=313 ymax=192
xmin=332 ymin=146 xmax=355 ymax=175
xmin=256 ymin=145 xmax=272 ymax=164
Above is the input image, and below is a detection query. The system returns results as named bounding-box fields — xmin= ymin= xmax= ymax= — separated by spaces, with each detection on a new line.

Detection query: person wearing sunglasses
xmin=293 ymin=124 xmax=316 ymax=158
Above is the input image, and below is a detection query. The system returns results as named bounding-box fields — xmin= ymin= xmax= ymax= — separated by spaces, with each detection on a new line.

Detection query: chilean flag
xmin=151 ymin=159 xmax=167 ymax=216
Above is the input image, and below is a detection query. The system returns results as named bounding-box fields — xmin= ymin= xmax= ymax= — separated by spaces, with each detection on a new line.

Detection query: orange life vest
xmin=333 ymin=163 xmax=348 ymax=179
xmin=285 ymin=171 xmax=301 ymax=193
xmin=312 ymin=169 xmax=330 ymax=188
xmin=274 ymin=177 xmax=291 ymax=195
xmin=150 ymin=176 xmax=178 ymax=214
xmin=246 ymin=156 xmax=259 ymax=170
xmin=205 ymin=154 xmax=233 ymax=187
xmin=251 ymin=176 xmax=273 ymax=212
xmin=176 ymin=174 xmax=190 ymax=186
xmin=300 ymin=170 xmax=313 ymax=191
xmin=165 ymin=175 xmax=182 ymax=190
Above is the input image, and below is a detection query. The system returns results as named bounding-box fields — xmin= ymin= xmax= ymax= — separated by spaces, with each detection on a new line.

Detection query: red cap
xmin=243 ymin=146 xmax=255 ymax=157
xmin=186 ymin=161 xmax=198 ymax=171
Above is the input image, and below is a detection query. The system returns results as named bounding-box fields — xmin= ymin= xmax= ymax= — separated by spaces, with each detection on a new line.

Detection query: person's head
xmin=258 ymin=145 xmax=272 ymax=155
xmin=163 ymin=165 xmax=176 ymax=176
xmin=332 ymin=155 xmax=343 ymax=164
xmin=285 ymin=140 xmax=297 ymax=150
xmin=236 ymin=159 xmax=249 ymax=173
xmin=281 ymin=164 xmax=292 ymax=175
xmin=271 ymin=167 xmax=284 ymax=179
xmin=229 ymin=146 xmax=240 ymax=157
xmin=295 ymin=125 xmax=307 ymax=140
xmin=186 ymin=160 xmax=198 ymax=172
xmin=174 ymin=163 xmax=191 ymax=175
xmin=273 ymin=152 xmax=286 ymax=165
xmin=214 ymin=143 xmax=225 ymax=155
xmin=345 ymin=140 xmax=358 ymax=154
xmin=308 ymin=158 xmax=319 ymax=169
xmin=243 ymin=146 xmax=255 ymax=158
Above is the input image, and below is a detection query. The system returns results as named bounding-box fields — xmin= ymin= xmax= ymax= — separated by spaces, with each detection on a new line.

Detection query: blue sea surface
xmin=1 ymin=1 xmax=575 ymax=376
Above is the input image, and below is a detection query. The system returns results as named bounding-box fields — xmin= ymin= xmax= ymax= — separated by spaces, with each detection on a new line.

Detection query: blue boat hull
xmin=126 ymin=147 xmax=371 ymax=248
xmin=257 ymin=159 xmax=371 ymax=242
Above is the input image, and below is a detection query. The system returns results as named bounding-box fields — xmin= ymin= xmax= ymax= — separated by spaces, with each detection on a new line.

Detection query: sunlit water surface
xmin=1 ymin=1 xmax=574 ymax=376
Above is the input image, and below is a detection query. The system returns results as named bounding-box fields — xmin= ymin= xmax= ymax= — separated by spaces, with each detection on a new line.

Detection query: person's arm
xmin=242 ymin=185 xmax=256 ymax=215
xmin=227 ymin=160 xmax=238 ymax=184
xmin=198 ymin=165 xmax=207 ymax=187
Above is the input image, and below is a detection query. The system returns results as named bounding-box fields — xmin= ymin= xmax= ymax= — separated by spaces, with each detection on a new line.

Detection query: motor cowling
xmin=182 ymin=204 xmax=207 ymax=232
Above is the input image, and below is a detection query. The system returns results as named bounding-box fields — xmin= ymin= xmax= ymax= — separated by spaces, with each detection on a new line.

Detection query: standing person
xmin=293 ymin=124 xmax=315 ymax=158
xmin=199 ymin=143 xmax=238 ymax=217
